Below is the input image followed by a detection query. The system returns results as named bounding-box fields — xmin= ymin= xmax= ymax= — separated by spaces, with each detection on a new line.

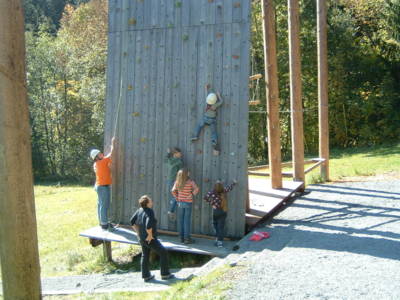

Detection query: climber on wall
xmin=90 ymin=137 xmax=115 ymax=231
xmin=191 ymin=84 xmax=223 ymax=153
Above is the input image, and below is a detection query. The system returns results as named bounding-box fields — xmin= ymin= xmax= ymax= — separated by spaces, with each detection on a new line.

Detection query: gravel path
xmin=228 ymin=180 xmax=400 ymax=300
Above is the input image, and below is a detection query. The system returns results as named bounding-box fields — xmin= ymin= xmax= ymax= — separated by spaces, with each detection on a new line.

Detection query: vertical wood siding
xmin=105 ymin=0 xmax=251 ymax=237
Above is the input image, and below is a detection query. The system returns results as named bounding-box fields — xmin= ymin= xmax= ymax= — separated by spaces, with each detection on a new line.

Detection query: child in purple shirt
xmin=204 ymin=180 xmax=236 ymax=247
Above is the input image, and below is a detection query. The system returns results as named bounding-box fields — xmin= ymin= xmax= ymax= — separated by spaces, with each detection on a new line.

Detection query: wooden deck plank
xmin=80 ymin=227 xmax=237 ymax=257
xmin=247 ymin=178 xmax=304 ymax=224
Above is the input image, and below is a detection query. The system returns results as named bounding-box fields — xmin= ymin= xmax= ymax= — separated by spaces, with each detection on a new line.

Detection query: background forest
xmin=24 ymin=0 xmax=400 ymax=183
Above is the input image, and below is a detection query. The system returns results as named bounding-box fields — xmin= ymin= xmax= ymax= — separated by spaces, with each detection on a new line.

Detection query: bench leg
xmin=103 ymin=241 xmax=112 ymax=262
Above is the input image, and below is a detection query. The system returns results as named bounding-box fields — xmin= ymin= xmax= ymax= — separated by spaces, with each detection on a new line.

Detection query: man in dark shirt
xmin=130 ymin=195 xmax=173 ymax=282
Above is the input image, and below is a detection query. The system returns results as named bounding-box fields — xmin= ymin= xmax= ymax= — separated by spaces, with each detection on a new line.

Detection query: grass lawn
xmin=250 ymin=143 xmax=400 ymax=185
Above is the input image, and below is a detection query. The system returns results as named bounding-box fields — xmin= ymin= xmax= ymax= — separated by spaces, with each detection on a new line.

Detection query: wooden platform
xmin=80 ymin=226 xmax=237 ymax=259
xmin=246 ymin=178 xmax=304 ymax=227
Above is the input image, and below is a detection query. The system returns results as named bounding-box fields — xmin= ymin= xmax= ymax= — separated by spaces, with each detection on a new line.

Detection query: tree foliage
xmin=26 ymin=0 xmax=107 ymax=183
xmin=248 ymin=0 xmax=400 ymax=164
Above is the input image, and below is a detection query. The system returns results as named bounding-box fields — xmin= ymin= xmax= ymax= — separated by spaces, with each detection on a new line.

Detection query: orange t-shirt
xmin=94 ymin=157 xmax=112 ymax=186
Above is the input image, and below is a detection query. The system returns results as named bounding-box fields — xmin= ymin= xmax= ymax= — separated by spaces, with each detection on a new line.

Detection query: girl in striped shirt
xmin=172 ymin=168 xmax=199 ymax=244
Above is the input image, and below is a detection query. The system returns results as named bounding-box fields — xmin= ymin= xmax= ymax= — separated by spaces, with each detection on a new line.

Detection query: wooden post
xmin=103 ymin=241 xmax=112 ymax=262
xmin=0 ymin=0 xmax=42 ymax=299
xmin=317 ymin=0 xmax=329 ymax=181
xmin=288 ymin=0 xmax=305 ymax=182
xmin=261 ymin=0 xmax=282 ymax=189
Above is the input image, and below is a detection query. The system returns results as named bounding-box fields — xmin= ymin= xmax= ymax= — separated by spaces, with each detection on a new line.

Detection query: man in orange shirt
xmin=90 ymin=137 xmax=115 ymax=230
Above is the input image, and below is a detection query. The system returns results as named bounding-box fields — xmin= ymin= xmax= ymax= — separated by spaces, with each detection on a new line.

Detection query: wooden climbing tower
xmin=105 ymin=0 xmax=251 ymax=237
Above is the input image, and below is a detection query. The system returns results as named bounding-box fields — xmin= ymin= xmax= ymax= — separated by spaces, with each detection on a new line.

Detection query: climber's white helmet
xmin=90 ymin=149 xmax=101 ymax=160
xmin=206 ymin=93 xmax=217 ymax=105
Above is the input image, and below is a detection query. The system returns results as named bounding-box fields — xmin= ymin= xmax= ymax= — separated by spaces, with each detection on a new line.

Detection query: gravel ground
xmin=227 ymin=180 xmax=400 ymax=300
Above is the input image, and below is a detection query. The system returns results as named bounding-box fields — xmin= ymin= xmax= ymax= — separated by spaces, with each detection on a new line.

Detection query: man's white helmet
xmin=206 ymin=93 xmax=217 ymax=105
xmin=90 ymin=149 xmax=101 ymax=160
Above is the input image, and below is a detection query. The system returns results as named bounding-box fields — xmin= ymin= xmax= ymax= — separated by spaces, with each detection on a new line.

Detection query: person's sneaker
xmin=107 ymin=223 xmax=116 ymax=231
xmin=143 ymin=274 xmax=155 ymax=282
xmin=100 ymin=224 xmax=108 ymax=230
xmin=190 ymin=136 xmax=199 ymax=142
xmin=184 ymin=238 xmax=195 ymax=244
xmin=216 ymin=241 xmax=223 ymax=248
xmin=161 ymin=274 xmax=175 ymax=280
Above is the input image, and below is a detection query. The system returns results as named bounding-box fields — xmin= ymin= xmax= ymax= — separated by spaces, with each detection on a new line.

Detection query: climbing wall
xmin=105 ymin=0 xmax=251 ymax=237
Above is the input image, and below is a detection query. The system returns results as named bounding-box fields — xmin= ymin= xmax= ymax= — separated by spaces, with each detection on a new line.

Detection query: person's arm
xmin=145 ymin=210 xmax=155 ymax=243
xmin=132 ymin=224 xmax=139 ymax=235
xmin=105 ymin=137 xmax=115 ymax=158
xmin=215 ymin=92 xmax=224 ymax=108
xmin=224 ymin=181 xmax=236 ymax=193
xmin=204 ymin=191 xmax=212 ymax=203
xmin=145 ymin=228 xmax=154 ymax=243
xmin=192 ymin=181 xmax=199 ymax=196
xmin=164 ymin=148 xmax=172 ymax=163
xmin=171 ymin=182 xmax=178 ymax=198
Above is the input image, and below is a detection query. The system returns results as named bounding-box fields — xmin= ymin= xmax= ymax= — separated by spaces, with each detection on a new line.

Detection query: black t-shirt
xmin=130 ymin=207 xmax=157 ymax=241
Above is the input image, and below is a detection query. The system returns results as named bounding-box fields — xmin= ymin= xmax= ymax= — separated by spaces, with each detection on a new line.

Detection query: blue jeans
xmin=213 ymin=208 xmax=227 ymax=241
xmin=177 ymin=202 xmax=192 ymax=239
xmin=167 ymin=179 xmax=177 ymax=213
xmin=95 ymin=185 xmax=110 ymax=226
xmin=194 ymin=116 xmax=218 ymax=145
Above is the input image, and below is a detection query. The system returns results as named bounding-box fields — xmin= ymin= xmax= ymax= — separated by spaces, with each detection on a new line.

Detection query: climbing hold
xmin=204 ymin=178 xmax=210 ymax=183
xmin=140 ymin=137 xmax=147 ymax=143
xmin=132 ymin=112 xmax=140 ymax=117
xmin=232 ymin=55 xmax=240 ymax=60
xmin=175 ymin=1 xmax=182 ymax=8
xmin=182 ymin=34 xmax=189 ymax=41
xmin=144 ymin=45 xmax=150 ymax=49
xmin=225 ymin=122 xmax=230 ymax=126
xmin=197 ymin=149 xmax=203 ymax=154
xmin=216 ymin=33 xmax=223 ymax=39
xmin=137 ymin=58 xmax=142 ymax=63
xmin=123 ymin=52 xmax=128 ymax=56
xmin=230 ymin=152 xmax=235 ymax=156
xmin=234 ymin=2 xmax=241 ymax=8
xmin=140 ymin=174 xmax=145 ymax=179
xmin=128 ymin=18 xmax=137 ymax=25
xmin=128 ymin=85 xmax=133 ymax=90
xmin=208 ymin=0 xmax=214 ymax=3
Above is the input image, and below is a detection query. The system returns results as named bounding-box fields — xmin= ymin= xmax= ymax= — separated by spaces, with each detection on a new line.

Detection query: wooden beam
xmin=317 ymin=0 xmax=329 ymax=181
xmin=0 ymin=0 xmax=42 ymax=298
xmin=288 ymin=0 xmax=305 ymax=182
xmin=304 ymin=158 xmax=326 ymax=174
xmin=248 ymin=171 xmax=293 ymax=178
xmin=262 ymin=0 xmax=282 ymax=188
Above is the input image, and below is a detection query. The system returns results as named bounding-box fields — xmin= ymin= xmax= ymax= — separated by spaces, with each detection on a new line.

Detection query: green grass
xmin=250 ymin=143 xmax=400 ymax=185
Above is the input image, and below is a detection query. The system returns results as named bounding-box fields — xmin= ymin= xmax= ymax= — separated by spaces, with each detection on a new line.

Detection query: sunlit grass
xmin=249 ymin=143 xmax=400 ymax=185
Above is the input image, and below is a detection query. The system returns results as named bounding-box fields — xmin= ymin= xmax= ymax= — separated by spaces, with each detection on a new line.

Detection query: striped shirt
xmin=171 ymin=180 xmax=199 ymax=203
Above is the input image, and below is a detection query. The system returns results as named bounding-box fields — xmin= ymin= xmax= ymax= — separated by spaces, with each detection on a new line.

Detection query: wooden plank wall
xmin=104 ymin=0 xmax=251 ymax=237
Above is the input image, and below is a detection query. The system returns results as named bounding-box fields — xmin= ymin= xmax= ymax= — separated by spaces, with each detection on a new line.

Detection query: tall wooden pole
xmin=261 ymin=0 xmax=282 ymax=188
xmin=317 ymin=0 xmax=329 ymax=181
xmin=288 ymin=0 xmax=305 ymax=182
xmin=0 ymin=0 xmax=42 ymax=299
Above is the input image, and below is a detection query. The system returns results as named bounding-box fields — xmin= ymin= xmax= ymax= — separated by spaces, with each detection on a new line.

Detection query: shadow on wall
xmin=236 ymin=182 xmax=400 ymax=261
